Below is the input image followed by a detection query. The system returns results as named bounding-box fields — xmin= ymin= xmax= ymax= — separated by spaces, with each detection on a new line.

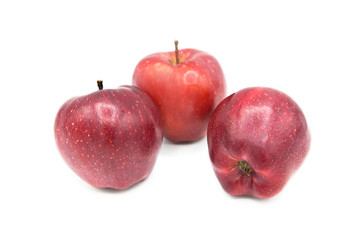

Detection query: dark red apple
xmin=54 ymin=81 xmax=163 ymax=190
xmin=133 ymin=41 xmax=226 ymax=142
xmin=207 ymin=87 xmax=310 ymax=199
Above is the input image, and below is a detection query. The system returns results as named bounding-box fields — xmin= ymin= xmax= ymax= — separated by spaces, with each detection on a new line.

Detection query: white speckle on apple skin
xmin=183 ymin=70 xmax=199 ymax=85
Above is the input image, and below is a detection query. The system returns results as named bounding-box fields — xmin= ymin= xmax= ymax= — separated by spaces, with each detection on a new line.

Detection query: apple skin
xmin=54 ymin=85 xmax=163 ymax=190
xmin=133 ymin=48 xmax=226 ymax=142
xmin=207 ymin=87 xmax=310 ymax=199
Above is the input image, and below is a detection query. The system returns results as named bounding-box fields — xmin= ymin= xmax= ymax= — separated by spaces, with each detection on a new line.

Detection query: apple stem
xmin=174 ymin=40 xmax=179 ymax=65
xmin=97 ymin=80 xmax=103 ymax=90
xmin=238 ymin=160 xmax=253 ymax=176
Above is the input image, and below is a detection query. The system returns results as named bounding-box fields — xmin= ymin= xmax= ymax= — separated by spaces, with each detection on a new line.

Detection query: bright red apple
xmin=133 ymin=41 xmax=226 ymax=142
xmin=207 ymin=87 xmax=310 ymax=199
xmin=54 ymin=81 xmax=163 ymax=190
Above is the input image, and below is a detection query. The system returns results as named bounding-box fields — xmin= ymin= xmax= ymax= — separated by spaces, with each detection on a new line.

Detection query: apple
xmin=207 ymin=87 xmax=310 ymax=199
xmin=54 ymin=80 xmax=163 ymax=190
xmin=133 ymin=41 xmax=226 ymax=142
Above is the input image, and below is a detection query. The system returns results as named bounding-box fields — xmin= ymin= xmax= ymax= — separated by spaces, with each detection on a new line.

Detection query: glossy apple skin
xmin=54 ymin=86 xmax=163 ymax=190
xmin=133 ymin=48 xmax=226 ymax=143
xmin=207 ymin=87 xmax=310 ymax=199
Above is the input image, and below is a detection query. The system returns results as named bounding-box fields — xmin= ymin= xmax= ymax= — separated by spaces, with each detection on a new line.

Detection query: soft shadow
xmin=90 ymin=178 xmax=146 ymax=194
xmin=160 ymin=137 xmax=207 ymax=156
xmin=229 ymin=191 xmax=283 ymax=203
xmin=228 ymin=194 xmax=276 ymax=203
xmin=163 ymin=135 xmax=206 ymax=145
xmin=230 ymin=194 xmax=265 ymax=201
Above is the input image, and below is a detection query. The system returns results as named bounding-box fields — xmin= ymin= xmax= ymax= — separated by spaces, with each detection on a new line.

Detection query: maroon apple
xmin=133 ymin=41 xmax=226 ymax=142
xmin=54 ymin=80 xmax=163 ymax=190
xmin=207 ymin=87 xmax=310 ymax=199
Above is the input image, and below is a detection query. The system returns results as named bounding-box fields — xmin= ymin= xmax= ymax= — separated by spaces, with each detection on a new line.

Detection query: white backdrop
xmin=1 ymin=0 xmax=359 ymax=239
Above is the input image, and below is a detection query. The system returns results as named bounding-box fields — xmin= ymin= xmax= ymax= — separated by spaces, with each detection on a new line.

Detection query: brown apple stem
xmin=97 ymin=80 xmax=103 ymax=90
xmin=174 ymin=40 xmax=179 ymax=65
xmin=238 ymin=160 xmax=253 ymax=176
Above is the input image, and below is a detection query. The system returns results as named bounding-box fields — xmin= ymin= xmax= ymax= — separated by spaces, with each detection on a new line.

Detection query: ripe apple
xmin=54 ymin=81 xmax=163 ymax=190
xmin=207 ymin=87 xmax=310 ymax=199
xmin=132 ymin=41 xmax=226 ymax=142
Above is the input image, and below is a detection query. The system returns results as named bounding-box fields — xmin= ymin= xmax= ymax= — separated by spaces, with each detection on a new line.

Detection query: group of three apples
xmin=55 ymin=41 xmax=310 ymax=199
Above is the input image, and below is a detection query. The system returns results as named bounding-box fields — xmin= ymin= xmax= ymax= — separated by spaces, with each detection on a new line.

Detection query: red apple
xmin=133 ymin=41 xmax=226 ymax=142
xmin=54 ymin=81 xmax=163 ymax=190
xmin=207 ymin=87 xmax=310 ymax=199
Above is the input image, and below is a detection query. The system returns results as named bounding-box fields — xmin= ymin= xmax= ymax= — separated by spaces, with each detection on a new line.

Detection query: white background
xmin=1 ymin=0 xmax=359 ymax=239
